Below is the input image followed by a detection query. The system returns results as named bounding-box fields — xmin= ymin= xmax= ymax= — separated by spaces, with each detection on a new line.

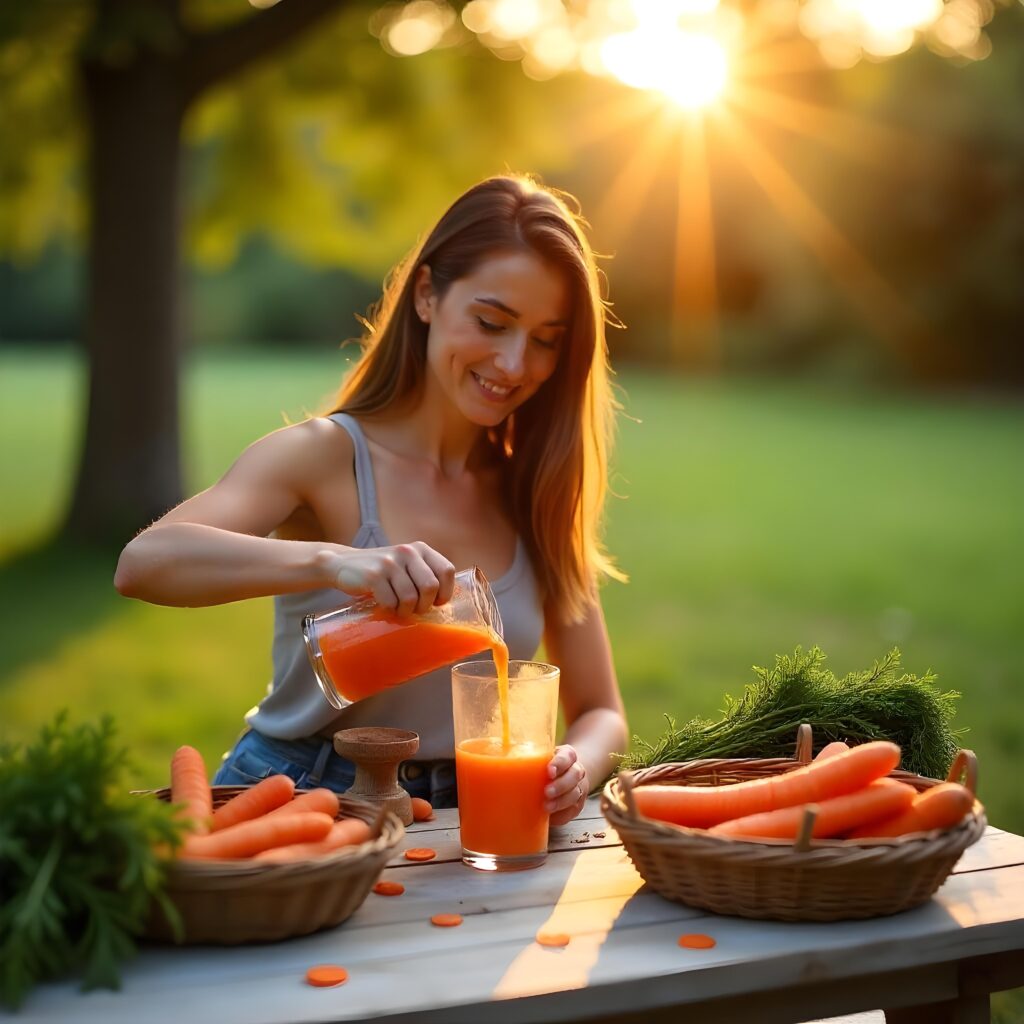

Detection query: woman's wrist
xmin=311 ymin=544 xmax=351 ymax=590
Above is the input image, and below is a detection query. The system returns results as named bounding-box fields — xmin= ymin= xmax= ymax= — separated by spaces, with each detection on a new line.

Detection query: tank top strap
xmin=327 ymin=412 xmax=381 ymax=529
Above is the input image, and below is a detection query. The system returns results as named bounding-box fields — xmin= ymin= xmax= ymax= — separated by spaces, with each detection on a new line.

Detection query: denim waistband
xmin=216 ymin=728 xmax=457 ymax=805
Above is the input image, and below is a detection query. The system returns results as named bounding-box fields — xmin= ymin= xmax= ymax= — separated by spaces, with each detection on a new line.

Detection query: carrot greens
xmin=622 ymin=647 xmax=963 ymax=780
xmin=0 ymin=713 xmax=183 ymax=1010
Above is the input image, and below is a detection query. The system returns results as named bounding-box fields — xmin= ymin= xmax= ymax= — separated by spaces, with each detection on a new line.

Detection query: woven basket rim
xmin=140 ymin=784 xmax=404 ymax=880
xmin=602 ymin=737 xmax=987 ymax=860
xmin=602 ymin=777 xmax=987 ymax=860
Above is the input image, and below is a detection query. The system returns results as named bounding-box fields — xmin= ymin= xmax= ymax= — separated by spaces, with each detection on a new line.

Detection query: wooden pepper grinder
xmin=333 ymin=727 xmax=419 ymax=826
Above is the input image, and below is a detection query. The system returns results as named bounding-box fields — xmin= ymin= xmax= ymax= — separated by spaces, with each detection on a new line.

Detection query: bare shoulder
xmin=232 ymin=416 xmax=355 ymax=485
xmin=266 ymin=415 xmax=362 ymax=543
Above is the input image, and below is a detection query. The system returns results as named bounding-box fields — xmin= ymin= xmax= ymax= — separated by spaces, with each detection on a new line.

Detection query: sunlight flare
xmin=715 ymin=108 xmax=932 ymax=360
xmin=600 ymin=29 xmax=729 ymax=109
xmin=673 ymin=116 xmax=719 ymax=365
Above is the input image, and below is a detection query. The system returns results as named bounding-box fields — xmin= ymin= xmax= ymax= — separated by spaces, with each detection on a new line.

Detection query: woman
xmin=115 ymin=175 xmax=627 ymax=826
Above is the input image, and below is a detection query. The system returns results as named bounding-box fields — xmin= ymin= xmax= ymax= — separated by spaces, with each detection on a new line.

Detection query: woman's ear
xmin=413 ymin=265 xmax=434 ymax=324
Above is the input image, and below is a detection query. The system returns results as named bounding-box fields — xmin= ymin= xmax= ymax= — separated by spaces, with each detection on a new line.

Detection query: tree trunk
xmin=64 ymin=54 xmax=185 ymax=545
xmin=60 ymin=0 xmax=347 ymax=546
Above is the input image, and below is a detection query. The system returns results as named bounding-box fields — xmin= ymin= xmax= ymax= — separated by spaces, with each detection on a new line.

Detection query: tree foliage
xmin=1 ymin=1 xmax=572 ymax=277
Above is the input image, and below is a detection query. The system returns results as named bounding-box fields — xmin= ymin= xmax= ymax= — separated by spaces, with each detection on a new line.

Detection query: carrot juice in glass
xmin=303 ymin=567 xmax=504 ymax=709
xmin=452 ymin=660 xmax=559 ymax=871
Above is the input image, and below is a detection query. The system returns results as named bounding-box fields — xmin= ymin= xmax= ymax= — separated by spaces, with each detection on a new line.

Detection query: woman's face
xmin=417 ymin=250 xmax=569 ymax=428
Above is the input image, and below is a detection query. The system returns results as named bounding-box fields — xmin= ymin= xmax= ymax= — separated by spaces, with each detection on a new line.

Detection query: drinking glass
xmin=452 ymin=660 xmax=559 ymax=871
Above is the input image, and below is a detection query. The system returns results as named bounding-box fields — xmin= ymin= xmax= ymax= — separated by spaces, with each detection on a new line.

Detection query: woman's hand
xmin=544 ymin=745 xmax=589 ymax=827
xmin=325 ymin=542 xmax=456 ymax=616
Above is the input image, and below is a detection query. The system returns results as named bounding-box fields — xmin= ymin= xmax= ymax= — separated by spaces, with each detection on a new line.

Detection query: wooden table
xmin=13 ymin=800 xmax=1024 ymax=1024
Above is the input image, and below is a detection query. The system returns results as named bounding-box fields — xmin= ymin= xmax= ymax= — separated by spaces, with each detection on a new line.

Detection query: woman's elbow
xmin=113 ymin=536 xmax=150 ymax=598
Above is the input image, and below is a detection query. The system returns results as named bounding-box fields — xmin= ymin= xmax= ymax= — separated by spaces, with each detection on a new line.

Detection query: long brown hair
xmin=329 ymin=175 xmax=623 ymax=622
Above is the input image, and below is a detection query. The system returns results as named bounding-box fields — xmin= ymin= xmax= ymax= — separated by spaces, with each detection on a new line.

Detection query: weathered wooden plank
xmin=391 ymin=797 xmax=613 ymax=865
xmin=356 ymin=845 xmax=651 ymax=928
xmin=17 ymin=855 xmax=1024 ymax=1024
xmin=951 ymin=827 xmax=1024 ymax=874
xmin=404 ymin=796 xmax=605 ymax=837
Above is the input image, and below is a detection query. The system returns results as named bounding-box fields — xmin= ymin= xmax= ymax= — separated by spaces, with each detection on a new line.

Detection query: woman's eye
xmin=532 ymin=336 xmax=558 ymax=351
xmin=475 ymin=316 xmax=504 ymax=333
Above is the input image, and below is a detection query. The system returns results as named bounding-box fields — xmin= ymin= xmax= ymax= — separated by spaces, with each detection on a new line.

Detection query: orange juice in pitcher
xmin=303 ymin=567 xmax=505 ymax=708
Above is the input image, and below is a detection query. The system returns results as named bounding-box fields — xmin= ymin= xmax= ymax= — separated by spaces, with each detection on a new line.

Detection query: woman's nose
xmin=493 ymin=331 xmax=527 ymax=380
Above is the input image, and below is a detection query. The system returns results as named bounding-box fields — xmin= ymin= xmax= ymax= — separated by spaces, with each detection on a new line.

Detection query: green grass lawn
xmin=3 ymin=345 xmax=1023 ymax=1018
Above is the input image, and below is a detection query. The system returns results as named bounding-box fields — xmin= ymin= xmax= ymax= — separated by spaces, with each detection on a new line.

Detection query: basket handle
xmin=617 ymin=770 xmax=639 ymax=820
xmin=795 ymin=804 xmax=818 ymax=852
xmin=795 ymin=723 xmax=813 ymax=764
xmin=946 ymin=749 xmax=978 ymax=796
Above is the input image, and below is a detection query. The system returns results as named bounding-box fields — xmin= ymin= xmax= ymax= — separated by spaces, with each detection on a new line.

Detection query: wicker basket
xmin=143 ymin=786 xmax=405 ymax=944
xmin=601 ymin=725 xmax=987 ymax=922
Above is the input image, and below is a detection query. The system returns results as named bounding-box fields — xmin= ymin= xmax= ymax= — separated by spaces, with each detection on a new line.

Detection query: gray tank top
xmin=245 ymin=413 xmax=545 ymax=759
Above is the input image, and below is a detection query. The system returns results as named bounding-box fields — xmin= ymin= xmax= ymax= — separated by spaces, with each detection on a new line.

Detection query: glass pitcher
xmin=303 ymin=566 xmax=505 ymax=710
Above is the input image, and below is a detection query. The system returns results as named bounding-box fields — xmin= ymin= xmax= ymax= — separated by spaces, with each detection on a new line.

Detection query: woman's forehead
xmin=453 ymin=251 xmax=569 ymax=323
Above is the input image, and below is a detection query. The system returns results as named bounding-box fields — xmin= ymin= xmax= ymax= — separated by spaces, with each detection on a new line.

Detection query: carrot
xmin=411 ymin=797 xmax=435 ymax=822
xmin=847 ymin=782 xmax=974 ymax=839
xmin=710 ymin=778 xmax=916 ymax=840
xmin=263 ymin=787 xmax=340 ymax=820
xmin=305 ymin=965 xmax=348 ymax=987
xmin=211 ymin=774 xmax=295 ymax=832
xmin=252 ymin=818 xmax=373 ymax=863
xmin=180 ymin=812 xmax=333 ymax=860
xmin=373 ymin=880 xmax=406 ymax=896
xmin=404 ymin=847 xmax=437 ymax=861
xmin=171 ymin=745 xmax=213 ymax=835
xmin=430 ymin=913 xmax=463 ymax=927
xmin=631 ymin=740 xmax=901 ymax=829
xmin=678 ymin=934 xmax=716 ymax=949
xmin=814 ymin=741 xmax=850 ymax=761
xmin=536 ymin=932 xmax=571 ymax=948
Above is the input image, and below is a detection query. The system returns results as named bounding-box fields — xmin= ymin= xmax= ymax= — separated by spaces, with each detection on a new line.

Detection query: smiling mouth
xmin=471 ymin=371 xmax=517 ymax=400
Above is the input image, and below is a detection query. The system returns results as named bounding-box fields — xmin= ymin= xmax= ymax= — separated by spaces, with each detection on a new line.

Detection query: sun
xmin=600 ymin=29 xmax=730 ymax=111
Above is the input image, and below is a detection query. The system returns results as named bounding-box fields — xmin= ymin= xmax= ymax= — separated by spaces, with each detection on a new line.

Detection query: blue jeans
xmin=211 ymin=728 xmax=458 ymax=808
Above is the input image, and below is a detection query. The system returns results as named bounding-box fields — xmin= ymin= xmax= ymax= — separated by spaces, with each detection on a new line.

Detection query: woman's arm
xmin=114 ymin=420 xmax=454 ymax=611
xmin=542 ymin=597 xmax=629 ymax=827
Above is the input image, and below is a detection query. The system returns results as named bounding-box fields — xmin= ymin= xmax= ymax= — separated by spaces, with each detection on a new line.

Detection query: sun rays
xmin=377 ymin=0 xmax=985 ymax=367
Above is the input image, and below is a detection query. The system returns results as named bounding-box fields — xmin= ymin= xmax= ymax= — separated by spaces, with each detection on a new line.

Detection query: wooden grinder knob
xmin=332 ymin=727 xmax=420 ymax=826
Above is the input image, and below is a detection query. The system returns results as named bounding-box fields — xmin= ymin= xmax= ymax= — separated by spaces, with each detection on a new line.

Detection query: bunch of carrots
xmin=168 ymin=746 xmax=375 ymax=862
xmin=631 ymin=740 xmax=978 ymax=842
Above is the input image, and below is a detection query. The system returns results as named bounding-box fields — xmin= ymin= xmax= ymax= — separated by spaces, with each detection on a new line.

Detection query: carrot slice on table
xmin=411 ymin=797 xmax=435 ymax=821
xmin=264 ymin=787 xmax=341 ymax=820
xmin=181 ymin=812 xmax=334 ymax=860
xmin=847 ymin=781 xmax=975 ymax=839
xmin=211 ymin=774 xmax=295 ymax=831
xmin=405 ymin=847 xmax=437 ymax=862
xmin=305 ymin=965 xmax=349 ymax=987
xmin=678 ymin=934 xmax=716 ymax=949
xmin=171 ymin=745 xmax=213 ymax=835
xmin=709 ymin=778 xmax=916 ymax=841
xmin=373 ymin=881 xmax=406 ymax=896
xmin=536 ymin=932 xmax=571 ymax=948
xmin=430 ymin=914 xmax=463 ymax=927
xmin=633 ymin=740 xmax=901 ymax=829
